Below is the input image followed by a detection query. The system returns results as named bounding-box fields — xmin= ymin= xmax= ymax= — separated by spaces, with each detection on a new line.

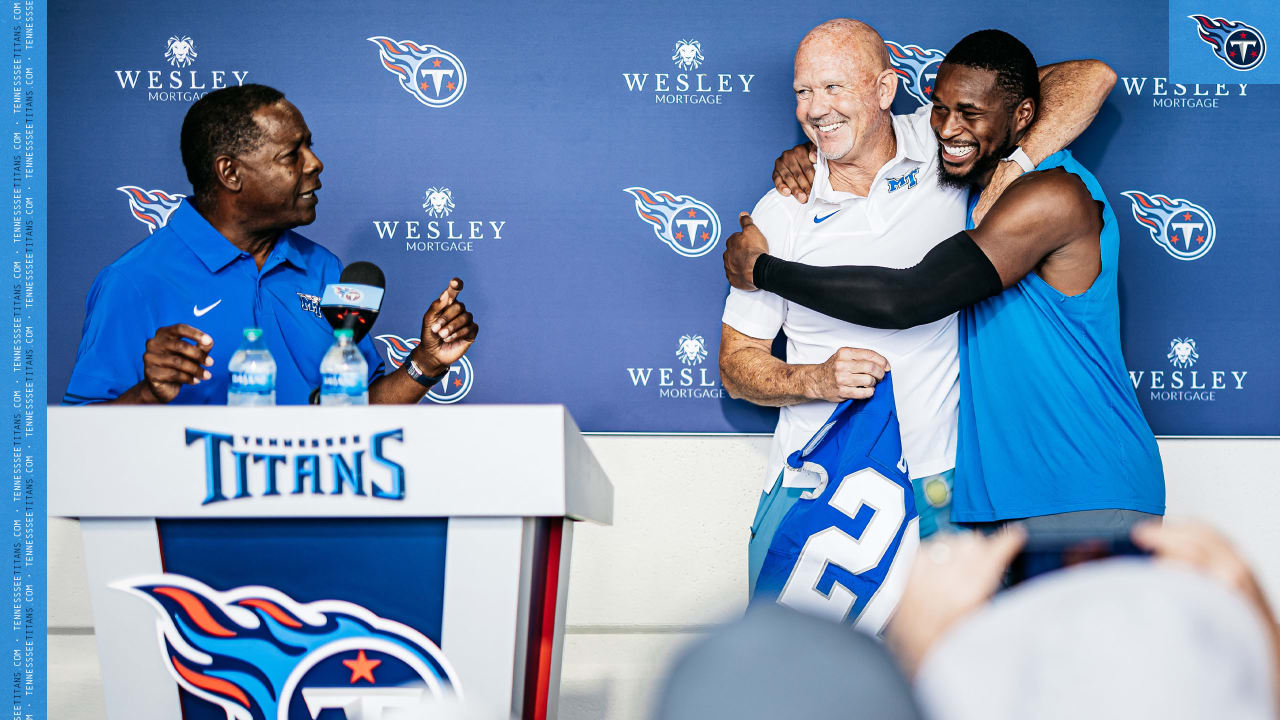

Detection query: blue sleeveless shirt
xmin=952 ymin=151 xmax=1164 ymax=521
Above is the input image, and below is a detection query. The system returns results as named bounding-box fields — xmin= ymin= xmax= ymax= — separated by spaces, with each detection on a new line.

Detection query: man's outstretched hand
xmin=772 ymin=142 xmax=818 ymax=204
xmin=723 ymin=213 xmax=770 ymax=291
xmin=412 ymin=278 xmax=478 ymax=376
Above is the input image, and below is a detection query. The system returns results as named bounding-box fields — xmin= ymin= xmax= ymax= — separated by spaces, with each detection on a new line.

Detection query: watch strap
xmin=1003 ymin=145 xmax=1036 ymax=174
xmin=406 ymin=357 xmax=447 ymax=388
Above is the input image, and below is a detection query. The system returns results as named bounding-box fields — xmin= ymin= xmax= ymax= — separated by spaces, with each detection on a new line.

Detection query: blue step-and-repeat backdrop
xmin=48 ymin=0 xmax=1277 ymax=435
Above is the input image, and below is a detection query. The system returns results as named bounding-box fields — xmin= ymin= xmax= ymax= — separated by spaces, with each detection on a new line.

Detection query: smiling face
xmin=929 ymin=63 xmax=1033 ymax=190
xmin=231 ymin=100 xmax=324 ymax=231
xmin=793 ymin=33 xmax=892 ymax=164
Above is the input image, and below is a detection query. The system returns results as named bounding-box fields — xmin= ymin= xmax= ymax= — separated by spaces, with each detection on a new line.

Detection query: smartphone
xmin=1006 ymin=530 xmax=1150 ymax=586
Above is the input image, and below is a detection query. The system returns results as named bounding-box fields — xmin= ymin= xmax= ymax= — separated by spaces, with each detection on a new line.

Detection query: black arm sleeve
xmin=752 ymin=230 xmax=1004 ymax=330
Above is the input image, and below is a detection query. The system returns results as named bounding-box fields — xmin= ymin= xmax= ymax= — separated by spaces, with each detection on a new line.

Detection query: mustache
xmin=808 ymin=113 xmax=849 ymax=126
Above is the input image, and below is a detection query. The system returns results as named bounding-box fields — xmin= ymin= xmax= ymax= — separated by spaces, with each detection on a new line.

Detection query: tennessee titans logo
xmin=117 ymin=186 xmax=185 ymax=233
xmin=885 ymin=40 xmax=946 ymax=106
xmin=165 ymin=36 xmax=197 ymax=68
xmin=422 ymin=187 xmax=455 ymax=218
xmin=676 ymin=334 xmax=707 ymax=365
xmin=1189 ymin=15 xmax=1266 ymax=71
xmin=1120 ymin=191 xmax=1216 ymax=261
xmin=1168 ymin=337 xmax=1199 ymax=369
xmin=374 ymin=334 xmax=474 ymax=404
xmin=672 ymin=39 xmax=704 ymax=70
xmin=117 ymin=574 xmax=460 ymax=720
xmin=368 ymin=36 xmax=467 ymax=108
xmin=623 ymin=187 xmax=721 ymax=258
xmin=333 ymin=286 xmax=365 ymax=303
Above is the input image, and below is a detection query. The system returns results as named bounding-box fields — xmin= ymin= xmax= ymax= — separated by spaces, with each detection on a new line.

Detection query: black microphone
xmin=310 ymin=261 xmax=386 ymax=405
xmin=320 ymin=261 xmax=385 ymax=344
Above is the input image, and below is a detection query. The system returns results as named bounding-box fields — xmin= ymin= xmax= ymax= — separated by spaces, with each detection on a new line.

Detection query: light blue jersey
xmin=953 ymin=151 xmax=1164 ymax=522
xmin=753 ymin=373 xmax=920 ymax=633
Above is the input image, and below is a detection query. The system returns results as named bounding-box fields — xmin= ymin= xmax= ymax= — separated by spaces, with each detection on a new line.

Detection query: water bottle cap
xmin=243 ymin=327 xmax=263 ymax=342
xmin=334 ymin=329 xmax=354 ymax=340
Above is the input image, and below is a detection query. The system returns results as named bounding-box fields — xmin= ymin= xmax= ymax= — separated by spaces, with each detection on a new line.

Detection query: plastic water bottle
xmin=319 ymin=329 xmax=369 ymax=406
xmin=227 ymin=327 xmax=276 ymax=406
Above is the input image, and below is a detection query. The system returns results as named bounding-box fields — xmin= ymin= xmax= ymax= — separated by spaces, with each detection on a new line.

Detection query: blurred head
xmin=180 ymin=84 xmax=324 ymax=231
xmin=915 ymin=559 xmax=1277 ymax=720
xmin=931 ymin=29 xmax=1039 ymax=189
xmin=655 ymin=604 xmax=922 ymax=720
xmin=793 ymin=19 xmax=897 ymax=164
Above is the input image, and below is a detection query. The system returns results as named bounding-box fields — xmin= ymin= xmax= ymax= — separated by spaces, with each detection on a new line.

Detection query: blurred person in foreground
xmin=657 ymin=522 xmax=1279 ymax=720
xmin=888 ymin=522 xmax=1280 ymax=720
xmin=655 ymin=602 xmax=923 ymax=720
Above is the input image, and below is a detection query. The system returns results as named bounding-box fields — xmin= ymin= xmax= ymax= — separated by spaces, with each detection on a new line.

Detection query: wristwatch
xmin=1002 ymin=145 xmax=1035 ymax=174
xmin=405 ymin=357 xmax=448 ymax=389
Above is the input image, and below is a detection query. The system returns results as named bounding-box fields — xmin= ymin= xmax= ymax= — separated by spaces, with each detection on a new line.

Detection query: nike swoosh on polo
xmin=193 ymin=300 xmax=222 ymax=317
xmin=813 ymin=211 xmax=840 ymax=224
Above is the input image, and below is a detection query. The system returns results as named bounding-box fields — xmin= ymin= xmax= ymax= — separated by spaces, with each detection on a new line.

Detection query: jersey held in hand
xmin=753 ymin=372 xmax=920 ymax=633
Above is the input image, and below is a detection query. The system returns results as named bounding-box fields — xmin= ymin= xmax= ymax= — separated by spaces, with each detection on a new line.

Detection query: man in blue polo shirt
xmin=64 ymin=84 xmax=478 ymax=405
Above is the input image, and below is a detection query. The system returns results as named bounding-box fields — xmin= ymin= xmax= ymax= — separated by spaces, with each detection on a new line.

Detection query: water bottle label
xmin=230 ymin=371 xmax=274 ymax=394
xmin=321 ymin=371 xmax=367 ymax=396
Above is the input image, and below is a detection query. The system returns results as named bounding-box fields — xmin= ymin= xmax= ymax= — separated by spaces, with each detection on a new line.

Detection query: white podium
xmin=49 ymin=404 xmax=612 ymax=720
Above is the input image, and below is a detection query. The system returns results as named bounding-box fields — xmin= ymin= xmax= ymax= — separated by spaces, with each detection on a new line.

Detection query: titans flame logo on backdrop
xmin=118 ymin=186 xmax=186 ymax=233
xmin=118 ymin=574 xmax=460 ymax=720
xmin=1189 ymin=15 xmax=1267 ymax=71
xmin=623 ymin=187 xmax=721 ymax=258
xmin=374 ymin=335 xmax=474 ymax=404
xmin=1120 ymin=191 xmax=1217 ymax=262
xmin=885 ymin=40 xmax=946 ymax=106
xmin=367 ymin=36 xmax=467 ymax=108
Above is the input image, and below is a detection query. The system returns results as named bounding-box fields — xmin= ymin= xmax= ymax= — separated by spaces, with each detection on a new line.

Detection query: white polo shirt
xmin=723 ymin=104 xmax=967 ymax=492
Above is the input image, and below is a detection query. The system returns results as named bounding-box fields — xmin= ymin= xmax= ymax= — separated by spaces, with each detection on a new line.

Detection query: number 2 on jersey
xmin=777 ymin=468 xmax=906 ymax=623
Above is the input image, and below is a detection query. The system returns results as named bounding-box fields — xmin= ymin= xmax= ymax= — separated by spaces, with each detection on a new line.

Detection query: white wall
xmin=48 ymin=436 xmax=1280 ymax=720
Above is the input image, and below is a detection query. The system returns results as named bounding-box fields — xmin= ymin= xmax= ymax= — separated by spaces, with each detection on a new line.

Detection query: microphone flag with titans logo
xmin=321 ymin=261 xmax=386 ymax=344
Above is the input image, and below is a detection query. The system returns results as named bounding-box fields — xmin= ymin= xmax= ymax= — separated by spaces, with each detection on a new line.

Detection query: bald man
xmin=719 ymin=20 xmax=1114 ymax=618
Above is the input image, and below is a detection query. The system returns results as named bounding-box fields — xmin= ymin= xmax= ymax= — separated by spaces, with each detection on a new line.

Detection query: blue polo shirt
xmin=64 ymin=200 xmax=385 ymax=405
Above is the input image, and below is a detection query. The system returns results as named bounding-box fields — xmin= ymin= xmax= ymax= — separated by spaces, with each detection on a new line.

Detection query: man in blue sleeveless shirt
xmin=724 ymin=30 xmax=1164 ymax=534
